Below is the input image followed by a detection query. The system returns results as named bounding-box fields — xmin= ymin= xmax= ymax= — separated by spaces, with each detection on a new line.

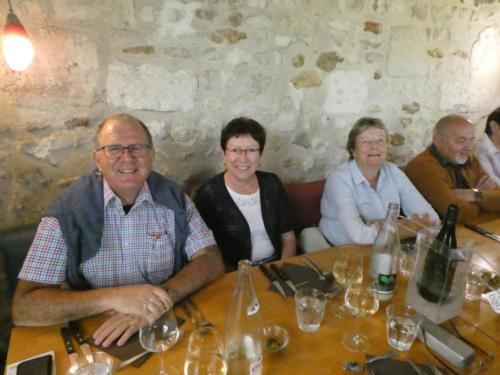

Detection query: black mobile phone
xmin=17 ymin=354 xmax=53 ymax=375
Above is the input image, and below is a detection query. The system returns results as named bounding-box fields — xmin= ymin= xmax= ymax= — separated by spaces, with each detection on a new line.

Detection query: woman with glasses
xmin=319 ymin=117 xmax=439 ymax=246
xmin=195 ymin=117 xmax=296 ymax=271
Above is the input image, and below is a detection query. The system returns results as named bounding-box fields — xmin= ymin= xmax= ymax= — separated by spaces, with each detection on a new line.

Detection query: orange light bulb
xmin=2 ymin=12 xmax=34 ymax=72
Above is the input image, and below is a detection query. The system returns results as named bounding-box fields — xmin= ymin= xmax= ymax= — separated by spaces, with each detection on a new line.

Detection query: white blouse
xmin=226 ymin=185 xmax=275 ymax=262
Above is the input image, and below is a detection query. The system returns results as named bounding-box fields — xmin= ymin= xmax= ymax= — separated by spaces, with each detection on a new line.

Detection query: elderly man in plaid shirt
xmin=12 ymin=113 xmax=224 ymax=346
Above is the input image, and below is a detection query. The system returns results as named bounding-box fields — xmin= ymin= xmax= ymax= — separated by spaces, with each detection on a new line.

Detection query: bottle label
xmin=250 ymin=355 xmax=262 ymax=375
xmin=377 ymin=273 xmax=396 ymax=292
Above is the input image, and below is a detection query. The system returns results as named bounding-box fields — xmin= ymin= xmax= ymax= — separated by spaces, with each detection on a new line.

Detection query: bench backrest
xmin=284 ymin=179 xmax=326 ymax=235
xmin=0 ymin=225 xmax=38 ymax=296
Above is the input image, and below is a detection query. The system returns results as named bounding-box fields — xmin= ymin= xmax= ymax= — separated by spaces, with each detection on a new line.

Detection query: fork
xmin=301 ymin=256 xmax=326 ymax=281
xmin=185 ymin=298 xmax=212 ymax=327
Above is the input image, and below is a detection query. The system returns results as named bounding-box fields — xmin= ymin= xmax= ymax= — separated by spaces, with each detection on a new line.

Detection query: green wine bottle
xmin=418 ymin=204 xmax=459 ymax=303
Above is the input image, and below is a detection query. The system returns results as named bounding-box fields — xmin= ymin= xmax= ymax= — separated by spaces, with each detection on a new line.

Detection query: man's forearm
xmin=163 ymin=245 xmax=224 ymax=302
xmin=12 ymin=281 xmax=112 ymax=326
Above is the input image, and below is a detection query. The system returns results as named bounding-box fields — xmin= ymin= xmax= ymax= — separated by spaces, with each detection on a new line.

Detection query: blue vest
xmin=44 ymin=170 xmax=189 ymax=290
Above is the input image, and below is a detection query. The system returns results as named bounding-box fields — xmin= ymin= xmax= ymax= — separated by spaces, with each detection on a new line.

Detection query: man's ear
xmin=92 ymin=149 xmax=101 ymax=171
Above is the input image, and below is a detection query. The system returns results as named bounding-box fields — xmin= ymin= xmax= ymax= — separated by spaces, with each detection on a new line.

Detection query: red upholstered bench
xmin=284 ymin=179 xmax=326 ymax=235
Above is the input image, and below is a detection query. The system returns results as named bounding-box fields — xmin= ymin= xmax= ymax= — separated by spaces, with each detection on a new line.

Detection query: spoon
xmin=342 ymin=351 xmax=395 ymax=373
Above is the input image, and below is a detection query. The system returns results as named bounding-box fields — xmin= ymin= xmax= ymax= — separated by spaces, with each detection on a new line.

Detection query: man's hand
xmin=93 ymin=311 xmax=147 ymax=347
xmin=475 ymin=174 xmax=498 ymax=191
xmin=452 ymin=189 xmax=476 ymax=203
xmin=109 ymin=284 xmax=173 ymax=318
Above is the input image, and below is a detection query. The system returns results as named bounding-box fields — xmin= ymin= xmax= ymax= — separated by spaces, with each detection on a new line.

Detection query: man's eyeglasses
xmin=96 ymin=144 xmax=152 ymax=159
xmin=226 ymin=148 xmax=260 ymax=157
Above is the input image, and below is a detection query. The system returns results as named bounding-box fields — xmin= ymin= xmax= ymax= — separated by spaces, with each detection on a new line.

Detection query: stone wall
xmin=0 ymin=0 xmax=499 ymax=230
xmin=0 ymin=0 xmax=499 ymax=370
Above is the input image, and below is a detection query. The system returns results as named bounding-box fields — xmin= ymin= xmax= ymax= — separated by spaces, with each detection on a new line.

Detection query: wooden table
xmin=6 ymin=219 xmax=500 ymax=374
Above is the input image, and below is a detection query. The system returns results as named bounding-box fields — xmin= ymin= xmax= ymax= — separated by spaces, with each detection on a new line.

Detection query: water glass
xmin=294 ymin=287 xmax=326 ymax=333
xmin=184 ymin=326 xmax=227 ymax=375
xmin=71 ymin=352 xmax=113 ymax=375
xmin=399 ymin=243 xmax=417 ymax=278
xmin=465 ymin=263 xmax=488 ymax=301
xmin=386 ymin=304 xmax=422 ymax=351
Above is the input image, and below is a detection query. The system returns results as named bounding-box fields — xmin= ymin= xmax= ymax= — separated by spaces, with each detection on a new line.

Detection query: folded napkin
xmin=269 ymin=263 xmax=333 ymax=297
xmin=87 ymin=316 xmax=185 ymax=368
xmin=367 ymin=358 xmax=448 ymax=375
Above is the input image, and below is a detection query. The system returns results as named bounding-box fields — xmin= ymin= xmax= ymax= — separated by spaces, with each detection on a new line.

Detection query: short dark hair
xmin=346 ymin=117 xmax=388 ymax=160
xmin=485 ymin=107 xmax=500 ymax=136
xmin=95 ymin=113 xmax=153 ymax=148
xmin=220 ymin=117 xmax=266 ymax=152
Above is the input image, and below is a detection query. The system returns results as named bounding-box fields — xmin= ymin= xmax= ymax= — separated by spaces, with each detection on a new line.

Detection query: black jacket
xmin=195 ymin=171 xmax=293 ymax=267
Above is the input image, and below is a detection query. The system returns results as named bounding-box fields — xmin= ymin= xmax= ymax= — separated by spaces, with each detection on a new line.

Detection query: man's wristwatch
xmin=472 ymin=188 xmax=483 ymax=202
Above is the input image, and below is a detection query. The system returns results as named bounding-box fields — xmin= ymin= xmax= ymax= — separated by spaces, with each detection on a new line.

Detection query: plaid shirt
xmin=19 ymin=181 xmax=216 ymax=288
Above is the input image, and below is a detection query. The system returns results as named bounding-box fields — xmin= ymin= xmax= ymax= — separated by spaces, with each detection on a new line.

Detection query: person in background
xmin=12 ymin=113 xmax=224 ymax=347
xmin=195 ymin=117 xmax=296 ymax=271
xmin=406 ymin=114 xmax=500 ymax=222
xmin=320 ymin=117 xmax=439 ymax=246
xmin=476 ymin=107 xmax=500 ymax=185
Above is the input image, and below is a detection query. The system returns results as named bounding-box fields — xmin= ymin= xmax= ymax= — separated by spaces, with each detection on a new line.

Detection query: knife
xmin=303 ymin=254 xmax=332 ymax=279
xmin=60 ymin=327 xmax=80 ymax=371
xmin=270 ymin=264 xmax=298 ymax=294
xmin=114 ymin=350 xmax=150 ymax=372
xmin=69 ymin=321 xmax=94 ymax=364
xmin=464 ymin=223 xmax=500 ymax=242
xmin=259 ymin=264 xmax=288 ymax=298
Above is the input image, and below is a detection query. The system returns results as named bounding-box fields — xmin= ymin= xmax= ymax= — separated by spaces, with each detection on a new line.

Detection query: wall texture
xmin=1 ymin=0 xmax=499 ymax=230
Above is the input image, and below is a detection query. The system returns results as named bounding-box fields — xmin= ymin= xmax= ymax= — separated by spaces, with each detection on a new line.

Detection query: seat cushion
xmin=284 ymin=180 xmax=326 ymax=234
xmin=0 ymin=224 xmax=38 ymax=296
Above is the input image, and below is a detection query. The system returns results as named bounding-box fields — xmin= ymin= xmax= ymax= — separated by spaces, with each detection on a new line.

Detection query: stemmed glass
xmin=140 ymin=307 xmax=180 ymax=375
xmin=331 ymin=247 xmax=363 ymax=318
xmin=184 ymin=326 xmax=227 ymax=375
xmin=342 ymin=276 xmax=380 ymax=353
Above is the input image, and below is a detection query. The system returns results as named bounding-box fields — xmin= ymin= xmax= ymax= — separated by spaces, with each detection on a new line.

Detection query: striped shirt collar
xmin=103 ymin=180 xmax=154 ymax=208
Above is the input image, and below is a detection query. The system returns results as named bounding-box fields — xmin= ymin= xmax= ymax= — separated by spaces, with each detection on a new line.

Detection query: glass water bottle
xmin=224 ymin=260 xmax=263 ymax=375
xmin=369 ymin=202 xmax=400 ymax=301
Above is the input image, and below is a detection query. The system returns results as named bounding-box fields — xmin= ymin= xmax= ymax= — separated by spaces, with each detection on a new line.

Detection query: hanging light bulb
xmin=2 ymin=0 xmax=34 ymax=72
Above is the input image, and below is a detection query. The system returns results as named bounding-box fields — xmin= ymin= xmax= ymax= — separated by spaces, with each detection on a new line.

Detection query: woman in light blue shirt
xmin=319 ymin=117 xmax=439 ymax=245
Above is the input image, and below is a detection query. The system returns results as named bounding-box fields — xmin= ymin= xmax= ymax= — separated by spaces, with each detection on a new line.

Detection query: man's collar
xmin=430 ymin=144 xmax=470 ymax=168
xmin=103 ymin=180 xmax=154 ymax=208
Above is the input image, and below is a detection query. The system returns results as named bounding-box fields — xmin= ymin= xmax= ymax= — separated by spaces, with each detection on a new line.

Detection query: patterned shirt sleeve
xmin=18 ymin=217 xmax=68 ymax=285
xmin=183 ymin=195 xmax=216 ymax=260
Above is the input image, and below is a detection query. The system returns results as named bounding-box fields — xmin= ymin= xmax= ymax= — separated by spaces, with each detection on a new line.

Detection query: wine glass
xmin=342 ymin=277 xmax=380 ymax=353
xmin=331 ymin=247 xmax=363 ymax=318
xmin=184 ymin=326 xmax=227 ymax=375
xmin=140 ymin=307 xmax=180 ymax=375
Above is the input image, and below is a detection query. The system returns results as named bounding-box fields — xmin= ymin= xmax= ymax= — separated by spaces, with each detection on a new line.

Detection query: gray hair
xmin=346 ymin=117 xmax=388 ymax=160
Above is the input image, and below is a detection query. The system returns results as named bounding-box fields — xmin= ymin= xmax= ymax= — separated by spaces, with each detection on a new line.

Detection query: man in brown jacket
xmin=406 ymin=114 xmax=500 ymax=223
